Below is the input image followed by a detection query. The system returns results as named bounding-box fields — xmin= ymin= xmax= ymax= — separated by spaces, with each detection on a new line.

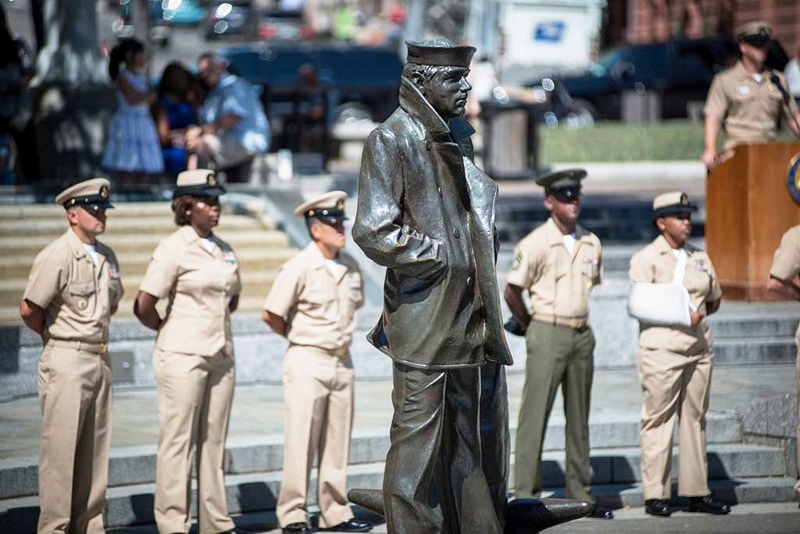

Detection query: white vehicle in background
xmin=498 ymin=0 xmax=605 ymax=83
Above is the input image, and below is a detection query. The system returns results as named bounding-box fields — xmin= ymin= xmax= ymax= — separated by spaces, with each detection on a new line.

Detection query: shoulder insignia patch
xmin=510 ymin=251 xmax=523 ymax=271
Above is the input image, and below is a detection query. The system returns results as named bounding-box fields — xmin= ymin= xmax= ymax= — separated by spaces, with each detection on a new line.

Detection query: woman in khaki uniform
xmin=629 ymin=192 xmax=730 ymax=517
xmin=766 ymin=224 xmax=800 ymax=503
xmin=134 ymin=169 xmax=242 ymax=534
xmin=20 ymin=178 xmax=122 ymax=534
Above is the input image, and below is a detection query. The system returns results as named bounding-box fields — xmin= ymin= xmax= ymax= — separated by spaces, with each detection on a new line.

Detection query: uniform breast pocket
xmin=67 ymin=282 xmax=96 ymax=313
xmin=580 ymin=249 xmax=600 ymax=282
xmin=685 ymin=265 xmax=713 ymax=300
xmin=732 ymin=90 xmax=755 ymax=105
xmin=304 ymin=283 xmax=337 ymax=309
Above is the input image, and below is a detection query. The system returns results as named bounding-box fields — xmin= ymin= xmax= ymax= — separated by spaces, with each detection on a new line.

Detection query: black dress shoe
xmin=687 ymin=496 xmax=731 ymax=514
xmin=588 ymin=505 xmax=614 ymax=519
xmin=319 ymin=518 xmax=373 ymax=532
xmin=283 ymin=523 xmax=311 ymax=533
xmin=645 ymin=499 xmax=673 ymax=517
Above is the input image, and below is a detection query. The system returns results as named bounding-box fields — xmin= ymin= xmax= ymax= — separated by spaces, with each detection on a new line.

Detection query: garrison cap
xmin=172 ymin=169 xmax=226 ymax=199
xmin=55 ymin=178 xmax=114 ymax=209
xmin=652 ymin=191 xmax=697 ymax=220
xmin=294 ymin=190 xmax=348 ymax=223
xmin=406 ymin=39 xmax=475 ymax=68
xmin=736 ymin=21 xmax=772 ymax=44
xmin=536 ymin=168 xmax=587 ymax=199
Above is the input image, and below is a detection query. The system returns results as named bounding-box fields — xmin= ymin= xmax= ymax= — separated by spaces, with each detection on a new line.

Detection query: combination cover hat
xmin=652 ymin=191 xmax=697 ymax=220
xmin=55 ymin=178 xmax=114 ymax=209
xmin=736 ymin=21 xmax=772 ymax=42
xmin=172 ymin=169 xmax=226 ymax=199
xmin=535 ymin=168 xmax=587 ymax=198
xmin=406 ymin=40 xmax=476 ymax=68
xmin=294 ymin=190 xmax=348 ymax=224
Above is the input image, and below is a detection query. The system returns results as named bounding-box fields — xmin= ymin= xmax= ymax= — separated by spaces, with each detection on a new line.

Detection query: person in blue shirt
xmin=153 ymin=62 xmax=199 ymax=177
xmin=190 ymin=52 xmax=270 ymax=180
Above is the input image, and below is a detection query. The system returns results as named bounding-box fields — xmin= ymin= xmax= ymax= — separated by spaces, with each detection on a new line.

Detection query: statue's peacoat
xmin=353 ymin=77 xmax=513 ymax=369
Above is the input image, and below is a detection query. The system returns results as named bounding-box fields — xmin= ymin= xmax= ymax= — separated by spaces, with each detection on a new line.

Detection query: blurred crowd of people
xmin=98 ymin=38 xmax=271 ymax=187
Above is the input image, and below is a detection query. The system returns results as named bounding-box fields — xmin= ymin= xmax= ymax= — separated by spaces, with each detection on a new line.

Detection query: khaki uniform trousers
xmin=277 ymin=346 xmax=355 ymax=529
xmin=638 ymin=347 xmax=712 ymax=500
xmin=514 ymin=321 xmax=595 ymax=502
xmin=37 ymin=342 xmax=113 ymax=534
xmin=153 ymin=348 xmax=235 ymax=534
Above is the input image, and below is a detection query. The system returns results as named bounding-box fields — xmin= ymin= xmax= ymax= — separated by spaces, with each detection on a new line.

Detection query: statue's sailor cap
xmin=406 ymin=39 xmax=476 ymax=68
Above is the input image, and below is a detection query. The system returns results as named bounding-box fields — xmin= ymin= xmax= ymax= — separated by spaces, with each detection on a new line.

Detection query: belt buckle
xmin=100 ymin=342 xmax=108 ymax=354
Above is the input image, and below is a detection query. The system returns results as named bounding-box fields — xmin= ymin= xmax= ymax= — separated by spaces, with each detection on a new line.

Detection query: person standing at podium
xmin=766 ymin=224 xmax=800 ymax=505
xmin=702 ymin=21 xmax=800 ymax=169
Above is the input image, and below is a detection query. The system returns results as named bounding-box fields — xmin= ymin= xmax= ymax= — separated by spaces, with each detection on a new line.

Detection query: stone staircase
xmin=0 ymin=409 xmax=794 ymax=528
xmin=0 ymin=202 xmax=298 ymax=324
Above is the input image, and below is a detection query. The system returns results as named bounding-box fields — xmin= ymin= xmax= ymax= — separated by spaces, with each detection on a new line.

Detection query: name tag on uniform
xmin=222 ymin=251 xmax=237 ymax=265
xmin=736 ymin=85 xmax=750 ymax=96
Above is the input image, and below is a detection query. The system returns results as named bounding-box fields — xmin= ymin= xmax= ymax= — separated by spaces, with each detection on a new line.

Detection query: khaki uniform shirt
xmin=139 ymin=225 xmax=241 ymax=357
xmin=769 ymin=225 xmax=800 ymax=338
xmin=23 ymin=229 xmax=123 ymax=343
xmin=506 ymin=218 xmax=602 ymax=321
xmin=263 ymin=243 xmax=364 ymax=354
xmin=629 ymin=235 xmax=722 ymax=354
xmin=704 ymin=61 xmax=799 ymax=151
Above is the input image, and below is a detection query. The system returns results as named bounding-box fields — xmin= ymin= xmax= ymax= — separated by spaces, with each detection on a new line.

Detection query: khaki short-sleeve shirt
xmin=704 ymin=61 xmax=799 ymax=151
xmin=629 ymin=235 xmax=722 ymax=354
xmin=23 ymin=229 xmax=123 ymax=343
xmin=263 ymin=243 xmax=364 ymax=353
xmin=769 ymin=225 xmax=800 ymax=283
xmin=769 ymin=225 xmax=800 ymax=340
xmin=506 ymin=217 xmax=602 ymax=320
xmin=139 ymin=225 xmax=241 ymax=357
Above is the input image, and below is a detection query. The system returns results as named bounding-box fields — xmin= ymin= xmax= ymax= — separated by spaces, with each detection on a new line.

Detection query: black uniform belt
xmin=48 ymin=339 xmax=108 ymax=354
xmin=533 ymin=313 xmax=590 ymax=330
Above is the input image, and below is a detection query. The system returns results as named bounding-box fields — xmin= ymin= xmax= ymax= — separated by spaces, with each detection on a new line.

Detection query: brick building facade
xmin=607 ymin=0 xmax=799 ymax=58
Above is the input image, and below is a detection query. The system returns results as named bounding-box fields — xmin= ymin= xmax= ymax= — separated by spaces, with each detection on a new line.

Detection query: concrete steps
xmin=1 ymin=409 xmax=794 ymax=528
xmin=0 ymin=201 xmax=296 ymax=324
xmin=0 ymin=412 xmax=746 ymax=500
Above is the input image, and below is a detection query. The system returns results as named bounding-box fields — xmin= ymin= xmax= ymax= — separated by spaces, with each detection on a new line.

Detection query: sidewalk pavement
xmin=2 ymin=358 xmax=795 ymax=533
xmin=1 ymin=360 xmax=795 ymax=461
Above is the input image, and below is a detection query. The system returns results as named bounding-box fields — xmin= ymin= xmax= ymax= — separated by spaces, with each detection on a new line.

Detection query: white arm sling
xmin=627 ymin=249 xmax=695 ymax=327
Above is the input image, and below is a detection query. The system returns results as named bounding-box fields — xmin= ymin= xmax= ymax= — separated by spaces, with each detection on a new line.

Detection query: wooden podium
xmin=706 ymin=141 xmax=800 ymax=300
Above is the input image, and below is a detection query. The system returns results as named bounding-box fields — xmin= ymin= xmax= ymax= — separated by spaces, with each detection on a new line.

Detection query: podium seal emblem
xmin=788 ymin=154 xmax=800 ymax=204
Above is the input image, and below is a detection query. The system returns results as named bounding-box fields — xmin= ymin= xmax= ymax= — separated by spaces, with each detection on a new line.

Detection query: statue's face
xmin=422 ymin=67 xmax=472 ymax=119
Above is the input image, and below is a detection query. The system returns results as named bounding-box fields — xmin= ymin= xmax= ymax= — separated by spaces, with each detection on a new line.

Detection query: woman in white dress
xmin=102 ymin=38 xmax=164 ymax=183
